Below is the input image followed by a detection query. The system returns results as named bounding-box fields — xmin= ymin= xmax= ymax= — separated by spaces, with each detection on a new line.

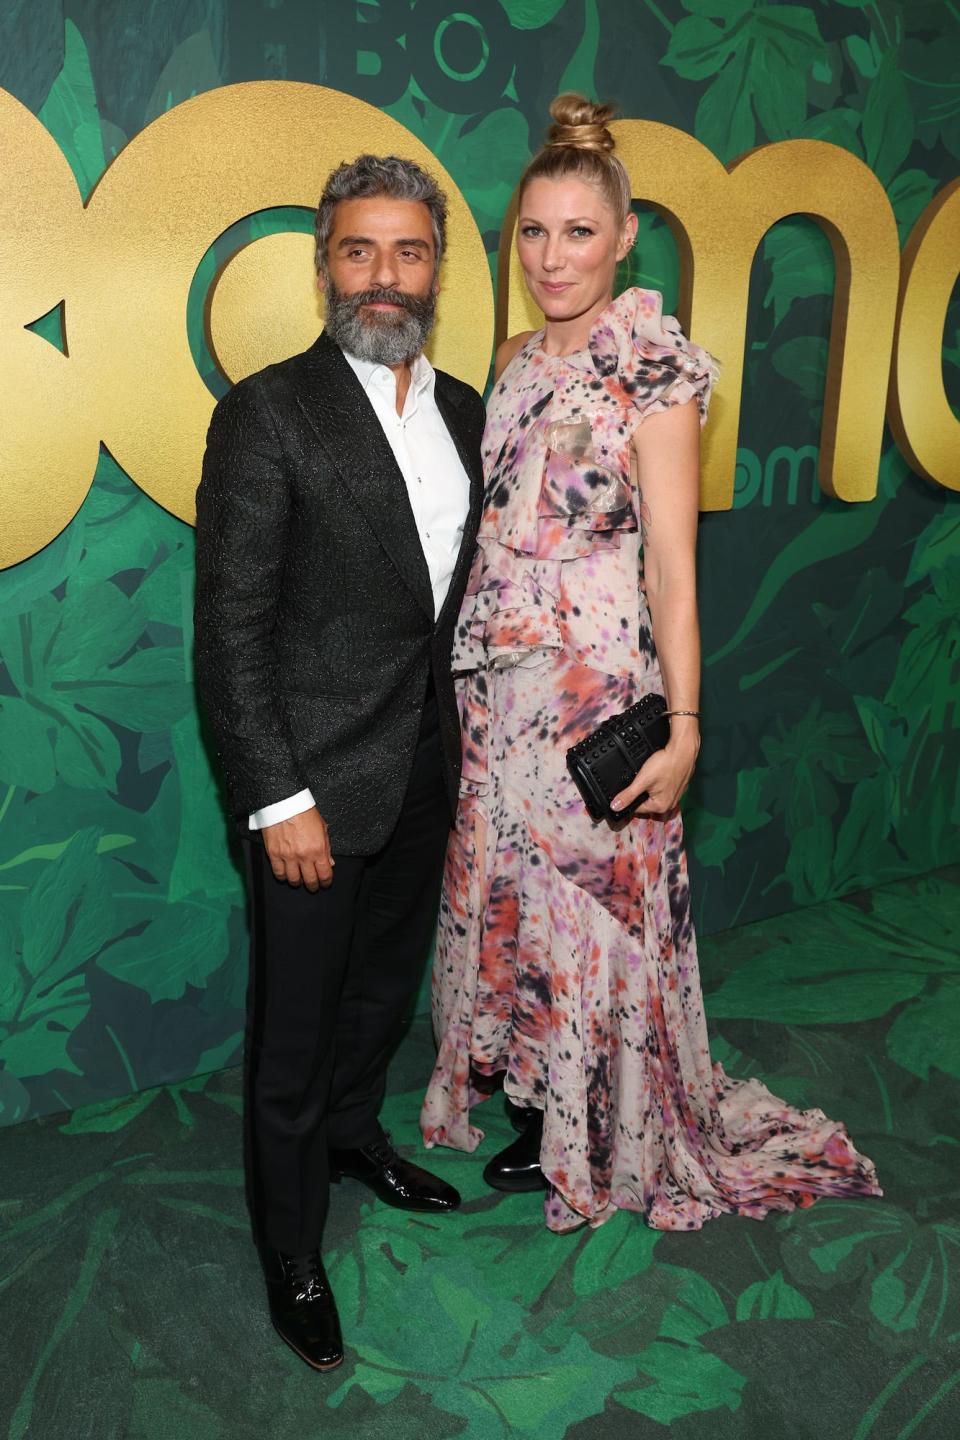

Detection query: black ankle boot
xmin=483 ymin=1109 xmax=546 ymax=1192
xmin=505 ymin=1097 xmax=535 ymax=1134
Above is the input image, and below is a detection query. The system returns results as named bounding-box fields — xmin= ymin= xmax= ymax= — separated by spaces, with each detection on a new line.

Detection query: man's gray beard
xmin=322 ymin=277 xmax=436 ymax=366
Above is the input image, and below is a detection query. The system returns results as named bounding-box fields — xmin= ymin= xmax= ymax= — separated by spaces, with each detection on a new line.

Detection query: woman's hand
xmin=611 ymin=727 xmax=700 ymax=818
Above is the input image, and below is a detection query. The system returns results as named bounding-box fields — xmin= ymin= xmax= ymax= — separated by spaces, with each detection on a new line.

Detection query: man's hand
xmin=262 ymin=807 xmax=335 ymax=891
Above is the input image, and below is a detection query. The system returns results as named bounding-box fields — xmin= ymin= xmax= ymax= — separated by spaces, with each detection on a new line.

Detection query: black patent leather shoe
xmin=483 ymin=1109 xmax=547 ymax=1192
xmin=330 ymin=1133 xmax=460 ymax=1213
xmin=262 ymin=1249 xmax=343 ymax=1371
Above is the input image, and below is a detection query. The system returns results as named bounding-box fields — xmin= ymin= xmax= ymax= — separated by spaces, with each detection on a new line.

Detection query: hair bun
xmin=545 ymin=92 xmax=616 ymax=153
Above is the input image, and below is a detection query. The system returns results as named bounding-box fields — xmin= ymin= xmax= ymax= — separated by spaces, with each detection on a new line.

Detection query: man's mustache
xmin=350 ymin=287 xmax=422 ymax=315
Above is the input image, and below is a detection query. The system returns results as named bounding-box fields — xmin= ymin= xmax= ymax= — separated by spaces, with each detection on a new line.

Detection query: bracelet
xmin=665 ymin=709 xmax=700 ymax=719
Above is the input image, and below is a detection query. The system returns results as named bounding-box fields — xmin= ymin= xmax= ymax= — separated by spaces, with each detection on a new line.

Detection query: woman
xmin=421 ymin=94 xmax=880 ymax=1233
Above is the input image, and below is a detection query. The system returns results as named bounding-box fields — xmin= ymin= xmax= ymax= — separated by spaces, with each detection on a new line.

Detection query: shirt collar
xmin=341 ymin=346 xmax=435 ymax=403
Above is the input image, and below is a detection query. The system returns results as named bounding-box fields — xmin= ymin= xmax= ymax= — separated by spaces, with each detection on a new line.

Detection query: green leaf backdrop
xmin=0 ymin=0 xmax=958 ymax=1124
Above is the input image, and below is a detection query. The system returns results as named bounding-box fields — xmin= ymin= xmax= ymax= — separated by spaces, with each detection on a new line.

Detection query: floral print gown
xmin=420 ymin=287 xmax=881 ymax=1233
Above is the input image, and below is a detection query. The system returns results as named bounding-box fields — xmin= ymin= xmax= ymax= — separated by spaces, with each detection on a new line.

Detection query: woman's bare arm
xmin=611 ymin=398 xmax=702 ymax=816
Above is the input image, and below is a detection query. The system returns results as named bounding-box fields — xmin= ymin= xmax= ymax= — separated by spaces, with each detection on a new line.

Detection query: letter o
xmin=408 ymin=0 xmax=513 ymax=113
xmin=733 ymin=447 xmax=762 ymax=509
xmin=75 ymin=81 xmax=493 ymax=525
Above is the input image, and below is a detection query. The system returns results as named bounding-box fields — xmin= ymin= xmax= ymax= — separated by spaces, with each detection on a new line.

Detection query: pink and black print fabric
xmin=421 ymin=287 xmax=881 ymax=1233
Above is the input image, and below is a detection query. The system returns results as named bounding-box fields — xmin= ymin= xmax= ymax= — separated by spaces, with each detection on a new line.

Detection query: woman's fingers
xmin=634 ymin=787 xmax=675 ymax=817
xmin=611 ymin=757 xmax=658 ymax=814
xmin=610 ymin=750 xmax=691 ymax=816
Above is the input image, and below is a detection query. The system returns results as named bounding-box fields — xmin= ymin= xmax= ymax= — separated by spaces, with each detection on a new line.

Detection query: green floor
xmin=3 ymin=867 xmax=960 ymax=1440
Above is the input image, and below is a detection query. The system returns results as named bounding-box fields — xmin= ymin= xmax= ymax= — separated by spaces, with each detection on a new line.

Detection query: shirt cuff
xmin=248 ymin=788 xmax=315 ymax=830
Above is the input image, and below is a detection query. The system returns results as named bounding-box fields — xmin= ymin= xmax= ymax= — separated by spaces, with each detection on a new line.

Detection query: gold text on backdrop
xmin=0 ymin=83 xmax=957 ymax=567
xmin=0 ymin=82 xmax=492 ymax=568
xmin=888 ymin=177 xmax=960 ymax=489
xmin=499 ymin=121 xmax=958 ymax=510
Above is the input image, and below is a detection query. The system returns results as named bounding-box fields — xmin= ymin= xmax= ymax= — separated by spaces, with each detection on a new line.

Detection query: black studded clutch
xmin=565 ymin=693 xmax=671 ymax=822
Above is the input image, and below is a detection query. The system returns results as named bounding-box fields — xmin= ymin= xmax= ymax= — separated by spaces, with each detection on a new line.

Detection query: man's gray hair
xmin=314 ymin=154 xmax=448 ymax=279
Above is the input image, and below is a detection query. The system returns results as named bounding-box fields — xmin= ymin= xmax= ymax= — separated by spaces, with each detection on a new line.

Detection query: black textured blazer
xmin=194 ymin=330 xmax=485 ymax=854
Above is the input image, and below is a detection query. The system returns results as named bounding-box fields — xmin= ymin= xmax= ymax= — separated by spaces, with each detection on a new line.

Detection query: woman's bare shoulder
xmin=494 ymin=331 xmax=536 ymax=383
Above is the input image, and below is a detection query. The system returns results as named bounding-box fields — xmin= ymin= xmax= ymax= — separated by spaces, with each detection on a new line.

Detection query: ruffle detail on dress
xmin=479 ymin=425 xmax=637 ymax=560
xmin=582 ymin=286 xmax=720 ymax=430
xmin=476 ymin=288 xmax=718 ymax=562
xmin=452 ymin=542 xmax=562 ymax=677
xmin=538 ymin=419 xmax=635 ymax=533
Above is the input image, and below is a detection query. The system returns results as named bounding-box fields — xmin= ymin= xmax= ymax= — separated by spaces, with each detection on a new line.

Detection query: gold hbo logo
xmin=1 ymin=81 xmax=957 ymax=570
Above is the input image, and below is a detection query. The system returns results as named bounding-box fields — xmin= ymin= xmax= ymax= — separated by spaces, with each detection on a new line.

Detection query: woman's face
xmin=517 ymin=175 xmax=637 ymax=324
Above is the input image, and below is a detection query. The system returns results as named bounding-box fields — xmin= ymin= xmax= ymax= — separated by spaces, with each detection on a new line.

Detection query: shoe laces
xmin=280 ymin=1251 xmax=330 ymax=1302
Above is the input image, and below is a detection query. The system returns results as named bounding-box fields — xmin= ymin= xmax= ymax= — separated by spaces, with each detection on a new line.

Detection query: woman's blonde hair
xmin=518 ymin=93 xmax=632 ymax=226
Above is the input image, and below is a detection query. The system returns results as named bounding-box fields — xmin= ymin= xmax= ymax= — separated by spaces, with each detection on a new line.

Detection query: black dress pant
xmin=242 ymin=693 xmax=449 ymax=1255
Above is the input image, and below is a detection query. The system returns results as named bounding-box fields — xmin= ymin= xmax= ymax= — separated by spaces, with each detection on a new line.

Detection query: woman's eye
xmin=520 ymin=225 xmax=543 ymax=238
xmin=571 ymin=226 xmax=594 ymax=238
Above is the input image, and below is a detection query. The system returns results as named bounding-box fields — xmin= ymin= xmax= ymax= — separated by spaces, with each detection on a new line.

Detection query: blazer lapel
xmin=433 ymin=377 xmax=484 ymax=632
xmin=292 ymin=334 xmax=434 ymax=618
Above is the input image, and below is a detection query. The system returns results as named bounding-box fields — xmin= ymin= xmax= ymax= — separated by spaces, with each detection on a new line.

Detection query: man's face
xmin=320 ymin=196 xmax=439 ymax=365
xmin=323 ymin=196 xmax=437 ymax=304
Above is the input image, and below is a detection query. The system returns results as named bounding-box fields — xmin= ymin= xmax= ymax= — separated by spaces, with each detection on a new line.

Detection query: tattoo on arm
xmin=638 ymin=487 xmax=652 ymax=545
xmin=632 ymin=449 xmax=651 ymax=545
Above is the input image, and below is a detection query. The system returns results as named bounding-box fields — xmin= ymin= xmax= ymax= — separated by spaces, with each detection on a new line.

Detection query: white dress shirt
xmin=249 ymin=347 xmax=472 ymax=831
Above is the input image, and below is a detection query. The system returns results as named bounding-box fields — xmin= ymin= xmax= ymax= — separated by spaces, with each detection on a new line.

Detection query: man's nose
xmin=371 ymin=252 xmax=400 ymax=288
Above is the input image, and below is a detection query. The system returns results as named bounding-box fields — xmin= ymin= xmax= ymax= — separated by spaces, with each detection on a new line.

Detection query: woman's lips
xmin=539 ymin=282 xmax=573 ymax=293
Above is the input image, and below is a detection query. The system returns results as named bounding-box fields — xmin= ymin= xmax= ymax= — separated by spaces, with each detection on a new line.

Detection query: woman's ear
xmin=617 ymin=210 xmax=639 ymax=263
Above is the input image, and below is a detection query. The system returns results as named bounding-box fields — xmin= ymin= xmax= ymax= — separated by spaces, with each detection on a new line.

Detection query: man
xmin=194 ymin=154 xmax=485 ymax=1372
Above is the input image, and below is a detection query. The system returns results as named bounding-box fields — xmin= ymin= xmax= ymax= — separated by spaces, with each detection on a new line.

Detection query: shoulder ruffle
xmin=587 ymin=287 xmax=720 ymax=427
